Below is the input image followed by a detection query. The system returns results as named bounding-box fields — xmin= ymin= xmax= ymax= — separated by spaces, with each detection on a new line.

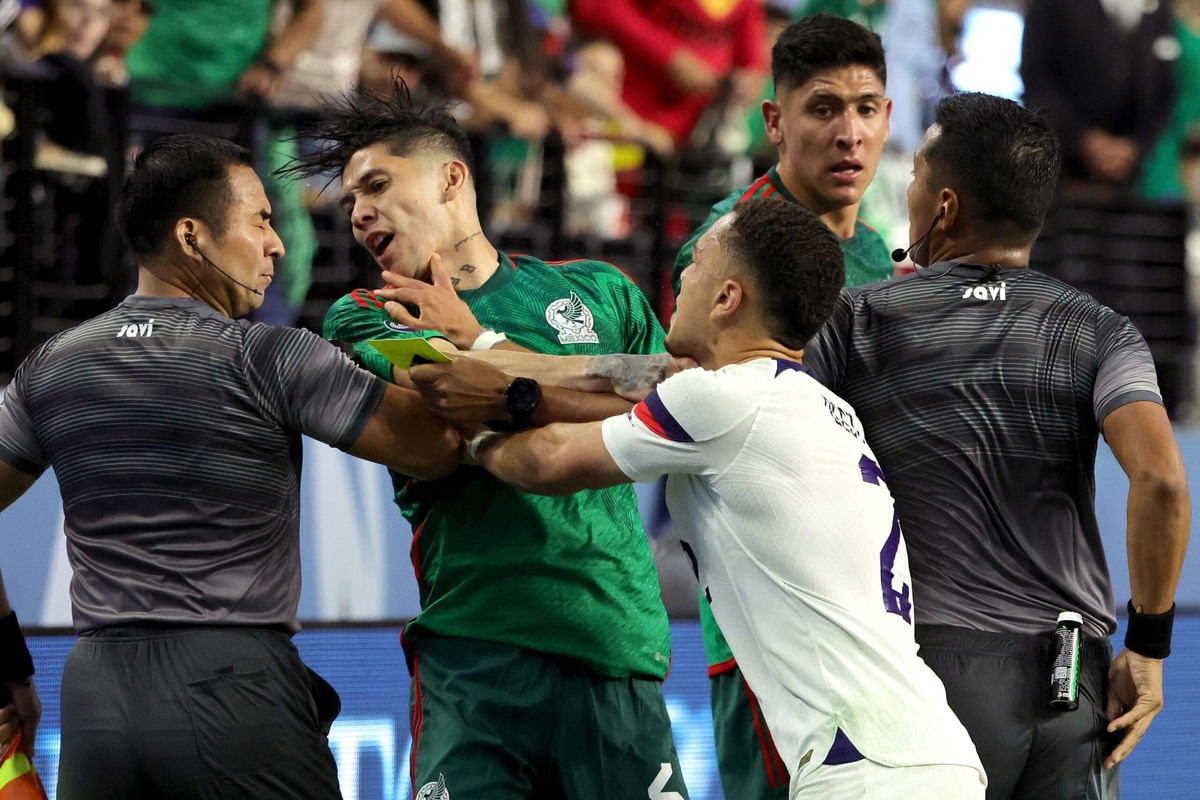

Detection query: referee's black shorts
xmin=57 ymin=625 xmax=342 ymax=800
xmin=916 ymin=624 xmax=1119 ymax=800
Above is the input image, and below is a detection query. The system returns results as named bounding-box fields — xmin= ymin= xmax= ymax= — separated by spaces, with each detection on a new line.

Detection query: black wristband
xmin=1124 ymin=600 xmax=1175 ymax=659
xmin=0 ymin=611 xmax=35 ymax=682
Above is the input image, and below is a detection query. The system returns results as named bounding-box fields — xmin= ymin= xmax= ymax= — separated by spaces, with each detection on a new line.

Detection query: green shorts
xmin=407 ymin=633 xmax=689 ymax=799
xmin=710 ymin=663 xmax=790 ymax=799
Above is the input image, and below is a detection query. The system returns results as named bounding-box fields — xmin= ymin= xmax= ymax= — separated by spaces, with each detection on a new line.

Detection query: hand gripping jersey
xmin=601 ymin=360 xmax=985 ymax=792
xmin=324 ymin=252 xmax=671 ymax=679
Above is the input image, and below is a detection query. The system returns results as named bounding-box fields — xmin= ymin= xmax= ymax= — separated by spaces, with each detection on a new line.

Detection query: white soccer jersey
xmin=602 ymin=359 xmax=985 ymax=795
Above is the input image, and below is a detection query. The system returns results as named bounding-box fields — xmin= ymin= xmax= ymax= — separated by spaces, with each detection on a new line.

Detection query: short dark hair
xmin=280 ymin=82 xmax=473 ymax=181
xmin=117 ymin=134 xmax=253 ymax=258
xmin=723 ymin=196 xmax=844 ymax=348
xmin=772 ymin=14 xmax=886 ymax=92
xmin=925 ymin=92 xmax=1061 ymax=236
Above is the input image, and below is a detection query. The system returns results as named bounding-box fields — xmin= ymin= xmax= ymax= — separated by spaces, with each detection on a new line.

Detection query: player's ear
xmin=713 ymin=278 xmax=743 ymax=321
xmin=939 ymin=188 xmax=959 ymax=233
xmin=763 ymin=99 xmax=783 ymax=146
xmin=176 ymin=219 xmax=203 ymax=260
xmin=443 ymin=159 xmax=470 ymax=201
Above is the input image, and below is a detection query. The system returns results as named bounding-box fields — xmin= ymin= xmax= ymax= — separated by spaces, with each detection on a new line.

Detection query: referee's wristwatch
xmin=497 ymin=376 xmax=541 ymax=431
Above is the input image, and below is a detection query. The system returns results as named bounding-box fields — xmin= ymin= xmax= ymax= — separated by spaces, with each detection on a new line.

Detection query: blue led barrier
xmin=21 ymin=618 xmax=1200 ymax=799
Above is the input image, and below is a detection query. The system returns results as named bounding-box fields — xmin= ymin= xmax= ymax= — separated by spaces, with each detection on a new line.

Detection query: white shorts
xmin=794 ymin=760 xmax=986 ymax=800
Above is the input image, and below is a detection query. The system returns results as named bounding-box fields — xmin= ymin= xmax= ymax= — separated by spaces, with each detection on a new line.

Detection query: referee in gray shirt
xmin=0 ymin=135 xmax=461 ymax=799
xmin=805 ymin=93 xmax=1190 ymax=800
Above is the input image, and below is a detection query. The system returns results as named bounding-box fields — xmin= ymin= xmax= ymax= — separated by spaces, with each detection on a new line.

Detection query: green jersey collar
xmin=457 ymin=252 xmax=516 ymax=300
xmin=766 ymin=165 xmax=800 ymax=204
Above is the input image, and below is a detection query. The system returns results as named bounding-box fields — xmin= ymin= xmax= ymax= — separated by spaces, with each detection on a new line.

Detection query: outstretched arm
xmin=410 ymin=358 xmax=635 ymax=427
xmin=348 ymin=383 xmax=462 ymax=480
xmin=376 ymin=255 xmax=687 ymax=402
xmin=472 ymin=422 xmax=630 ymax=496
xmin=419 ymin=350 xmax=686 ymax=404
xmin=1100 ymin=400 xmax=1190 ymax=768
xmin=476 ymin=351 xmax=684 ymax=401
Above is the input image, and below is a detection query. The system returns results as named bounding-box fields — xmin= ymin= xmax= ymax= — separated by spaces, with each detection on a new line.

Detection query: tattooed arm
xmin=385 ymin=347 xmax=684 ymax=426
xmin=454 ymin=351 xmax=686 ymax=401
xmin=580 ymin=353 xmax=681 ymax=400
xmin=467 ymin=352 xmax=680 ymax=400
xmin=411 ymin=358 xmax=635 ymax=426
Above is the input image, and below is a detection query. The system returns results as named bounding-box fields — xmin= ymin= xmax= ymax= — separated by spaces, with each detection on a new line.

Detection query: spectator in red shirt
xmin=571 ymin=0 xmax=767 ymax=145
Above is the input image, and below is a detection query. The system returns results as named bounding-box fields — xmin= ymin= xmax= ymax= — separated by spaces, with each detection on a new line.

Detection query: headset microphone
xmin=891 ymin=209 xmax=946 ymax=264
xmin=186 ymin=234 xmax=263 ymax=296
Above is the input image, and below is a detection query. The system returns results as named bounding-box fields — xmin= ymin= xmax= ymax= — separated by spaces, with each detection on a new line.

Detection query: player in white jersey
xmin=464 ymin=196 xmax=985 ymax=799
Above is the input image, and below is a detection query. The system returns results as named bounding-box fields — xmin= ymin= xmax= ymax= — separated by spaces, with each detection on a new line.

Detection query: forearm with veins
xmin=470 ymin=351 xmax=674 ymax=400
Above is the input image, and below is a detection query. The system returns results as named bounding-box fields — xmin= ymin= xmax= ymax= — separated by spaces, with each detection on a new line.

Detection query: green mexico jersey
xmin=324 ymin=253 xmax=672 ymax=679
xmin=673 ymin=165 xmax=893 ymax=293
xmin=675 ymin=167 xmax=895 ymax=669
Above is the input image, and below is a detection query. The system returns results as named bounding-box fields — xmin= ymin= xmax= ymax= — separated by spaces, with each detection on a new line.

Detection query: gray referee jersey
xmin=0 ymin=296 xmax=386 ymax=633
xmin=805 ymin=262 xmax=1161 ymax=638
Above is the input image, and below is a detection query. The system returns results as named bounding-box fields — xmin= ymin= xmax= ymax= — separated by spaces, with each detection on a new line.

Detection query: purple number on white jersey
xmin=859 ymin=455 xmax=913 ymax=623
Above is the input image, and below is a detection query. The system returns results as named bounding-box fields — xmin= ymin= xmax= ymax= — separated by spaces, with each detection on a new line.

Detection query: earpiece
xmin=185 ymin=232 xmax=263 ymax=296
xmin=891 ymin=207 xmax=947 ymax=264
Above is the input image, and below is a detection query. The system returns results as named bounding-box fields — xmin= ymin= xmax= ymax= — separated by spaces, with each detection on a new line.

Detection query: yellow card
xmin=368 ymin=338 xmax=452 ymax=370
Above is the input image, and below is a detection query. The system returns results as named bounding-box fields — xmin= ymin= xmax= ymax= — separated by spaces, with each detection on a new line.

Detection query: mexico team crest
xmin=416 ymin=774 xmax=449 ymax=800
xmin=545 ymin=292 xmax=599 ymax=344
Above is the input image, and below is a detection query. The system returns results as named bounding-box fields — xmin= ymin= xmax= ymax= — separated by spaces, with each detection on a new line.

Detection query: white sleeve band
xmin=471 ymin=329 xmax=509 ymax=351
xmin=466 ymin=430 xmax=503 ymax=463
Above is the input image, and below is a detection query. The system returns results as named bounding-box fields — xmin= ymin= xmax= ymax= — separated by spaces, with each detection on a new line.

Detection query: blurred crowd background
xmin=1 ymin=0 xmax=1198 ymax=423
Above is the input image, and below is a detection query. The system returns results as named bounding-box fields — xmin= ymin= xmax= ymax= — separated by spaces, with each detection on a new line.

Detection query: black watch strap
xmin=490 ymin=377 xmax=541 ymax=432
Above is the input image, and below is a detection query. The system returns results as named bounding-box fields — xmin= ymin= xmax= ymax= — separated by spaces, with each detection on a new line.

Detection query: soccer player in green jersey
xmin=675 ymin=14 xmax=893 ymax=290
xmin=282 ymin=87 xmax=690 ymax=798
xmin=672 ymin=15 xmax=895 ymax=800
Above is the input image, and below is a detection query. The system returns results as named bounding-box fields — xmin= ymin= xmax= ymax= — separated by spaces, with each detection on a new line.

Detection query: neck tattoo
xmin=454 ymin=231 xmax=483 ymax=250
xmin=452 ymin=263 xmax=476 ymax=288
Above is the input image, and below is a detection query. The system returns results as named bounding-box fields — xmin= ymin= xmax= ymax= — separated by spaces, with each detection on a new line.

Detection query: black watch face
xmin=507 ymin=378 xmax=541 ymax=415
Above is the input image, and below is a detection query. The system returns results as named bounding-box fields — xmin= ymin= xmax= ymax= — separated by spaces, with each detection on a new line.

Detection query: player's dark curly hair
xmin=924 ymin=92 xmax=1060 ymax=236
xmin=724 ymin=196 xmax=844 ymax=349
xmin=772 ymin=14 xmax=886 ymax=92
xmin=278 ymin=82 xmax=473 ymax=182
xmin=117 ymin=134 xmax=253 ymax=258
